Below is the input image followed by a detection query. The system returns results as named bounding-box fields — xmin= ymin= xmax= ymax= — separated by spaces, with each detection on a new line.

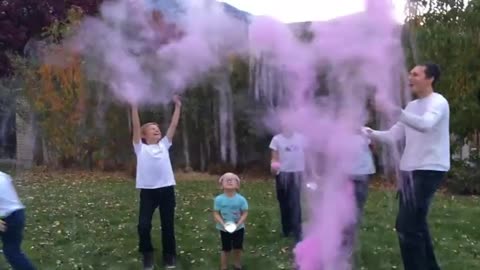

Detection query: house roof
xmin=144 ymin=0 xmax=251 ymax=22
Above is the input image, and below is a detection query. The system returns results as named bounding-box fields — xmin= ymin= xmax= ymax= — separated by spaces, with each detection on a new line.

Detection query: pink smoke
xmin=67 ymin=0 xmax=248 ymax=105
xmin=248 ymin=0 xmax=406 ymax=269
xmin=59 ymin=0 xmax=408 ymax=268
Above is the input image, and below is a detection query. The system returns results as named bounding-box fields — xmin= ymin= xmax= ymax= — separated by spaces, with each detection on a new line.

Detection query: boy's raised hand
xmin=173 ymin=94 xmax=182 ymax=107
xmin=0 ymin=220 xmax=6 ymax=232
xmin=130 ymin=103 xmax=141 ymax=144
xmin=166 ymin=94 xmax=182 ymax=141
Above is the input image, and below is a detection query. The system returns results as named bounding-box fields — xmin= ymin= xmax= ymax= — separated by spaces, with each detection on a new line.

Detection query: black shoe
xmin=164 ymin=255 xmax=177 ymax=269
xmin=142 ymin=252 xmax=154 ymax=270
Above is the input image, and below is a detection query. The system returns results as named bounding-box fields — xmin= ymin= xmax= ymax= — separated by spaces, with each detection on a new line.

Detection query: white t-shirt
xmin=134 ymin=137 xmax=176 ymax=189
xmin=0 ymin=172 xmax=25 ymax=218
xmin=269 ymin=133 xmax=306 ymax=172
xmin=371 ymin=92 xmax=450 ymax=171
xmin=350 ymin=134 xmax=376 ymax=176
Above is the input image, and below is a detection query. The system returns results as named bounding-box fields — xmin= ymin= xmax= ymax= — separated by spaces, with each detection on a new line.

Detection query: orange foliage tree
xmin=28 ymin=53 xmax=88 ymax=167
xmin=15 ymin=7 xmax=132 ymax=169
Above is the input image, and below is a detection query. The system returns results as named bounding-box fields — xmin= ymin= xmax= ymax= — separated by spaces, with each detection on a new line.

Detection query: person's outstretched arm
xmin=166 ymin=95 xmax=182 ymax=142
xmin=131 ymin=105 xmax=141 ymax=145
xmin=364 ymin=123 xmax=405 ymax=145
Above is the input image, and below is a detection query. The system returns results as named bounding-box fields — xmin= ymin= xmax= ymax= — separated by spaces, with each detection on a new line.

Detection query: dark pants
xmin=275 ymin=172 xmax=302 ymax=242
xmin=137 ymin=186 xmax=177 ymax=259
xmin=1 ymin=209 xmax=36 ymax=270
xmin=343 ymin=175 xmax=371 ymax=267
xmin=396 ymin=170 xmax=445 ymax=270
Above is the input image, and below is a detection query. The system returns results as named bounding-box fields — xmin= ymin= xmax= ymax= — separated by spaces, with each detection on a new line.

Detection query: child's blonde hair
xmin=140 ymin=122 xmax=161 ymax=144
xmin=218 ymin=172 xmax=241 ymax=189
xmin=141 ymin=122 xmax=160 ymax=135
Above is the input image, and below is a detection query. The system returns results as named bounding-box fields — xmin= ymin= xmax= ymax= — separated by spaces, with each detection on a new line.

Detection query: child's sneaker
xmin=142 ymin=252 xmax=154 ymax=270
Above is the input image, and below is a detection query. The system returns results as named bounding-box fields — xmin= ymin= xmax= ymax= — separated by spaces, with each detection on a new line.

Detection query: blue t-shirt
xmin=214 ymin=193 xmax=249 ymax=231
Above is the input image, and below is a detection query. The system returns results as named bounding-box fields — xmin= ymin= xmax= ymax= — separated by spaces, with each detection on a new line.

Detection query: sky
xmin=219 ymin=0 xmax=408 ymax=23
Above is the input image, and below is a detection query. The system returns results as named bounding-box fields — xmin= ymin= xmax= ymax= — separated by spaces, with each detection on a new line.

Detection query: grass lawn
xmin=0 ymin=172 xmax=479 ymax=270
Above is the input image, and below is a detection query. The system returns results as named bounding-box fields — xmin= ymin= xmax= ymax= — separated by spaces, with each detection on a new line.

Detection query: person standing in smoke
xmin=269 ymin=119 xmax=306 ymax=243
xmin=364 ymin=63 xmax=449 ymax=270
xmin=342 ymin=130 xmax=376 ymax=267
xmin=131 ymin=95 xmax=182 ymax=269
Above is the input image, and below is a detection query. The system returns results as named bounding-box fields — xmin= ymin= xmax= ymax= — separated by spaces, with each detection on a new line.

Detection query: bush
xmin=446 ymin=156 xmax=480 ymax=195
xmin=207 ymin=162 xmax=238 ymax=175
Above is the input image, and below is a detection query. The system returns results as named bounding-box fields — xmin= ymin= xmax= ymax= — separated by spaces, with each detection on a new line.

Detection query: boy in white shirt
xmin=365 ymin=63 xmax=449 ymax=270
xmin=269 ymin=123 xmax=306 ymax=243
xmin=131 ymin=95 xmax=181 ymax=270
xmin=0 ymin=171 xmax=36 ymax=270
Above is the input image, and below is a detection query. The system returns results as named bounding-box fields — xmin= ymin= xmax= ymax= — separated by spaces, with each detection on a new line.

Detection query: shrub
xmin=446 ymin=156 xmax=480 ymax=195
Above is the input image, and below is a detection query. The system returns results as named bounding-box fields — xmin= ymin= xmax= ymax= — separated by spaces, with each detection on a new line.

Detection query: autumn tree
xmin=0 ymin=0 xmax=102 ymax=76
xmin=405 ymin=0 xmax=480 ymax=139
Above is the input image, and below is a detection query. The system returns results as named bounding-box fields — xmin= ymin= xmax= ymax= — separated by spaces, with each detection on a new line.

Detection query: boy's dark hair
xmin=421 ymin=62 xmax=441 ymax=87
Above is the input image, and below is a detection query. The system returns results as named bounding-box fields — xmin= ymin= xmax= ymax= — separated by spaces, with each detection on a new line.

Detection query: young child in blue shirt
xmin=213 ymin=172 xmax=249 ymax=270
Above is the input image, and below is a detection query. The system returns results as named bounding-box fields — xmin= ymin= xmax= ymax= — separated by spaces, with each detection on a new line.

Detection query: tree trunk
xmin=181 ymin=111 xmax=191 ymax=170
xmin=217 ymin=83 xmax=228 ymax=163
xmin=205 ymin=131 xmax=211 ymax=166
xmin=127 ymin=107 xmax=132 ymax=134
xmin=225 ymin=80 xmax=237 ymax=167
xmin=15 ymin=96 xmax=35 ymax=169
xmin=200 ymin=142 xmax=206 ymax=172
xmin=212 ymin=88 xmax=219 ymax=163
xmin=41 ymin=135 xmax=49 ymax=165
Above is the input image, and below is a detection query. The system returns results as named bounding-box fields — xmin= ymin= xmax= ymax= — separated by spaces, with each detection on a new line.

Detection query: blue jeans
xmin=275 ymin=172 xmax=303 ymax=242
xmin=396 ymin=170 xmax=445 ymax=270
xmin=1 ymin=209 xmax=36 ymax=270
xmin=343 ymin=175 xmax=371 ymax=268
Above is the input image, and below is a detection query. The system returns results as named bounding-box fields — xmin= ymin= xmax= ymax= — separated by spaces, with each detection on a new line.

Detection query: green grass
xmin=1 ymin=172 xmax=479 ymax=270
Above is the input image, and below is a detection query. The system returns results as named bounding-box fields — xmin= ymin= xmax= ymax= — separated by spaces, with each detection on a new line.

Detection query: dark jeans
xmin=1 ymin=209 xmax=36 ymax=270
xmin=137 ymin=186 xmax=177 ymax=259
xmin=275 ymin=172 xmax=302 ymax=242
xmin=396 ymin=170 xmax=445 ymax=270
xmin=343 ymin=175 xmax=371 ymax=267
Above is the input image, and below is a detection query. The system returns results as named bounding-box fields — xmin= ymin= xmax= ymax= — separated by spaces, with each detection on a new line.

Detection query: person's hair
xmin=140 ymin=122 xmax=160 ymax=144
xmin=421 ymin=62 xmax=441 ymax=87
xmin=218 ymin=172 xmax=241 ymax=190
xmin=141 ymin=122 xmax=160 ymax=135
